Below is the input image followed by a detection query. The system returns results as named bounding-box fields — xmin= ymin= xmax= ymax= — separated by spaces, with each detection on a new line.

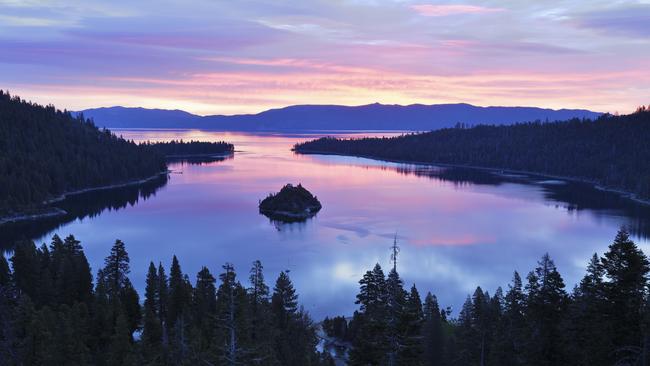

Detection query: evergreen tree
xmin=247 ymin=260 xmax=276 ymax=365
xmin=601 ymin=228 xmax=650 ymax=364
xmin=422 ymin=292 xmax=445 ymax=366
xmin=456 ymin=295 xmax=475 ymax=365
xmin=249 ymin=260 xmax=269 ymax=317
xmin=63 ymin=235 xmax=93 ymax=305
xmin=271 ymin=270 xmax=316 ymax=366
xmin=349 ymin=264 xmax=388 ymax=366
xmin=108 ymin=310 xmax=135 ymax=366
xmin=385 ymin=268 xmax=407 ymax=365
xmin=157 ymin=262 xmax=169 ymax=333
xmin=524 ymin=253 xmax=568 ymax=366
xmin=398 ymin=284 xmax=424 ymax=365
xmin=90 ymin=269 xmax=113 ymax=364
xmin=142 ymin=262 xmax=163 ymax=362
xmin=103 ymin=239 xmax=130 ymax=306
xmin=10 ymin=241 xmax=41 ymax=302
xmin=216 ymin=263 xmax=249 ymax=365
xmin=272 ymin=271 xmax=298 ymax=330
xmin=502 ymin=272 xmax=526 ymax=366
xmin=167 ymin=255 xmax=192 ymax=363
xmin=565 ymin=253 xmax=609 ymax=365
xmin=192 ymin=265 xmax=217 ymax=361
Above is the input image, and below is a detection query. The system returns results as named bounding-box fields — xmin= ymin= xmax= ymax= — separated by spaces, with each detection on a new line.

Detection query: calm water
xmin=3 ymin=130 xmax=650 ymax=319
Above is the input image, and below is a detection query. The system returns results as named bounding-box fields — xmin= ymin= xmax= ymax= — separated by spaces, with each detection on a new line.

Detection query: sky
xmin=0 ymin=0 xmax=648 ymax=115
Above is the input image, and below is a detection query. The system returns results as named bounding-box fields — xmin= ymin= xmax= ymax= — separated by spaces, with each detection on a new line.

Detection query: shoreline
xmin=294 ymin=149 xmax=650 ymax=206
xmin=165 ymin=151 xmax=234 ymax=159
xmin=0 ymin=171 xmax=169 ymax=226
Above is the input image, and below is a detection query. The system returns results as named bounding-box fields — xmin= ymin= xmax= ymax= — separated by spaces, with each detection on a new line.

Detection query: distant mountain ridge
xmin=78 ymin=103 xmax=602 ymax=131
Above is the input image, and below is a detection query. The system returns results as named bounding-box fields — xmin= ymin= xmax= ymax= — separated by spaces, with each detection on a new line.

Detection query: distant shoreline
xmin=0 ymin=171 xmax=169 ymax=226
xmin=165 ymin=152 xmax=234 ymax=159
xmin=294 ymin=150 xmax=650 ymax=207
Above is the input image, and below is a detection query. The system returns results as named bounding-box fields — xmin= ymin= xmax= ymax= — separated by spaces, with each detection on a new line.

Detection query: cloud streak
xmin=410 ymin=4 xmax=504 ymax=17
xmin=0 ymin=0 xmax=647 ymax=114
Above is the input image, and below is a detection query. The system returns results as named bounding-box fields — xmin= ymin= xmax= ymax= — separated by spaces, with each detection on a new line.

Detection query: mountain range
xmin=78 ymin=103 xmax=601 ymax=131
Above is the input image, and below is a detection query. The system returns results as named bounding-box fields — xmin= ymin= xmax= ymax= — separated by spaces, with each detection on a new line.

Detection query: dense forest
xmin=294 ymin=107 xmax=650 ymax=201
xmin=0 ymin=237 xmax=334 ymax=365
xmin=142 ymin=140 xmax=234 ymax=157
xmin=0 ymin=91 xmax=166 ymax=214
xmin=0 ymin=228 xmax=647 ymax=365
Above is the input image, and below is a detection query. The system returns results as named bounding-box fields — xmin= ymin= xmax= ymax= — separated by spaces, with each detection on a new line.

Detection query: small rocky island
xmin=259 ymin=184 xmax=322 ymax=222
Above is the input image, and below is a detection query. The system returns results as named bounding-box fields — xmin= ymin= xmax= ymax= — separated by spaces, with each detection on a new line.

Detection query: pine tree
xmin=217 ymin=263 xmax=247 ymax=365
xmin=142 ymin=262 xmax=162 ymax=362
xmin=10 ymin=241 xmax=41 ymax=302
xmin=247 ymin=260 xmax=275 ymax=365
xmin=167 ymin=255 xmax=191 ymax=363
xmin=248 ymin=260 xmax=269 ymax=316
xmin=64 ymin=235 xmax=93 ymax=305
xmin=565 ymin=253 xmax=609 ymax=365
xmin=271 ymin=270 xmax=317 ymax=366
xmin=192 ymin=265 xmax=217 ymax=360
xmin=502 ymin=271 xmax=526 ymax=366
xmin=422 ymin=292 xmax=444 ymax=366
xmin=398 ymin=284 xmax=424 ymax=365
xmin=104 ymin=239 xmax=131 ymax=301
xmin=487 ymin=287 xmax=507 ymax=365
xmin=601 ymin=228 xmax=650 ymax=364
xmin=90 ymin=269 xmax=112 ymax=364
xmin=157 ymin=262 xmax=169 ymax=335
xmin=385 ymin=268 xmax=407 ymax=365
xmin=472 ymin=287 xmax=490 ymax=366
xmin=524 ymin=253 xmax=568 ymax=366
xmin=349 ymin=264 xmax=388 ymax=366
xmin=271 ymin=271 xmax=298 ymax=330
xmin=144 ymin=262 xmax=159 ymax=319
xmin=168 ymin=255 xmax=188 ymax=328
xmin=456 ymin=295 xmax=475 ymax=365
xmin=121 ymin=280 xmax=141 ymax=338
xmin=108 ymin=310 xmax=135 ymax=366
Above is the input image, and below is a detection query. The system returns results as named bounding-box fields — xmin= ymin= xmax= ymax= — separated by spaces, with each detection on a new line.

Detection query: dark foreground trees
xmin=0 ymin=227 xmax=648 ymax=365
xmin=342 ymin=227 xmax=650 ymax=366
xmin=0 ymin=238 xmax=330 ymax=365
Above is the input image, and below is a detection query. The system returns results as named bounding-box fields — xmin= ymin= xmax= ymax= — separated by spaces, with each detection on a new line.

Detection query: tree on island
xmin=259 ymin=184 xmax=322 ymax=222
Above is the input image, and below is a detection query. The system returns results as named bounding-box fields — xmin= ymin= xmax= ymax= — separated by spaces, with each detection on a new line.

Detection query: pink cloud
xmin=411 ymin=4 xmax=504 ymax=17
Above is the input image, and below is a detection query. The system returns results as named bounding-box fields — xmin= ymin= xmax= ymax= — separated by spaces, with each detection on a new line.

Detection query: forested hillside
xmin=143 ymin=140 xmax=234 ymax=157
xmin=0 ymin=229 xmax=647 ymax=365
xmin=0 ymin=91 xmax=166 ymax=214
xmin=295 ymin=108 xmax=650 ymax=200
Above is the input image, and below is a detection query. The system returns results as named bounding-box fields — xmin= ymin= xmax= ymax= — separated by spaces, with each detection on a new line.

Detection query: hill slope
xmin=80 ymin=103 xmax=601 ymax=131
xmin=294 ymin=108 xmax=650 ymax=200
xmin=0 ymin=91 xmax=166 ymax=215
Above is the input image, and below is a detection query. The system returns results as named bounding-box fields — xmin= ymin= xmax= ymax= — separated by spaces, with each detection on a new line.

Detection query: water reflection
xmin=5 ymin=130 xmax=649 ymax=319
xmin=0 ymin=174 xmax=169 ymax=249
xmin=167 ymin=154 xmax=234 ymax=166
xmin=384 ymin=162 xmax=650 ymax=240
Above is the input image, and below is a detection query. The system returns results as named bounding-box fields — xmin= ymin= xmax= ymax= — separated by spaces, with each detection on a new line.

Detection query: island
xmin=259 ymin=184 xmax=322 ymax=222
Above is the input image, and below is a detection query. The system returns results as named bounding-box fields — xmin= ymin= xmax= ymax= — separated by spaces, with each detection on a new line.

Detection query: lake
xmin=3 ymin=129 xmax=650 ymax=319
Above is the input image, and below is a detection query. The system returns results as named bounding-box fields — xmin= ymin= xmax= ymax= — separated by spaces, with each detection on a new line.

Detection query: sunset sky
xmin=0 ymin=0 xmax=648 ymax=115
